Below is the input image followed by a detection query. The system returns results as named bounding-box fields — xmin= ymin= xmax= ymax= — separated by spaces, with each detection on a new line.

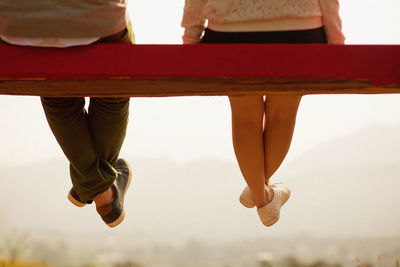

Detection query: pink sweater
xmin=182 ymin=0 xmax=345 ymax=44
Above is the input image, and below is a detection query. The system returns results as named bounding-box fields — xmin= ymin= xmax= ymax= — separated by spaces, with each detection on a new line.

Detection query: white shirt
xmin=0 ymin=36 xmax=100 ymax=47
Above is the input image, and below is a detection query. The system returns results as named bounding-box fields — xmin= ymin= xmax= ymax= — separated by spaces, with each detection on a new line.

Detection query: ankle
xmin=255 ymin=187 xmax=275 ymax=209
xmin=266 ymin=186 xmax=274 ymax=203
xmin=94 ymin=187 xmax=114 ymax=207
xmin=254 ymin=193 xmax=268 ymax=209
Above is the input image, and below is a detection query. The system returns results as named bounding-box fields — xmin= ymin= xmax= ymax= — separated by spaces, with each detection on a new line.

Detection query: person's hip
xmin=200 ymin=27 xmax=327 ymax=44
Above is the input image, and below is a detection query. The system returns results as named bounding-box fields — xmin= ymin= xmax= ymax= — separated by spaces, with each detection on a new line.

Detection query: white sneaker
xmin=239 ymin=184 xmax=268 ymax=208
xmin=257 ymin=184 xmax=290 ymax=227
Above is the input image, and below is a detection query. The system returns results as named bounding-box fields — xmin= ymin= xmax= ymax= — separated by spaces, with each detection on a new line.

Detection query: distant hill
xmin=278 ymin=123 xmax=400 ymax=237
xmin=0 ymin=124 xmax=399 ymax=244
xmin=285 ymin=123 xmax=400 ymax=172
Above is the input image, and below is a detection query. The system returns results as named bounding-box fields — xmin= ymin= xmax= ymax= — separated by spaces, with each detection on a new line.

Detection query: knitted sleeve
xmin=181 ymin=0 xmax=208 ymax=44
xmin=318 ymin=0 xmax=345 ymax=44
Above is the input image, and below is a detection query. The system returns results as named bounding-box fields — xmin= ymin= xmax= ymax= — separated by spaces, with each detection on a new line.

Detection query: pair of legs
xmin=229 ymin=95 xmax=301 ymax=208
xmin=200 ymin=27 xmax=326 ymax=213
xmin=41 ymin=97 xmax=130 ymax=206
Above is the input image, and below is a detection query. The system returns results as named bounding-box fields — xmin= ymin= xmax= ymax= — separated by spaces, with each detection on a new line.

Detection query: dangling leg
xmin=229 ymin=96 xmax=269 ymax=208
xmin=87 ymin=97 xmax=130 ymax=207
xmin=41 ymin=97 xmax=117 ymax=203
xmin=88 ymin=97 xmax=129 ymax=168
xmin=245 ymin=95 xmax=302 ymax=226
xmin=263 ymin=95 xmax=302 ymax=183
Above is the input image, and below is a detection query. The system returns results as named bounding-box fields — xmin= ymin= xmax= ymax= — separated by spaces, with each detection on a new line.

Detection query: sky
xmin=0 ymin=0 xmax=399 ymax=167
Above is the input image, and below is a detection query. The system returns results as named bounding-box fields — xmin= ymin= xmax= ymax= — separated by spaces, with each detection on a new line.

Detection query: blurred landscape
xmin=1 ymin=123 xmax=400 ymax=266
xmin=1 ymin=0 xmax=399 ymax=266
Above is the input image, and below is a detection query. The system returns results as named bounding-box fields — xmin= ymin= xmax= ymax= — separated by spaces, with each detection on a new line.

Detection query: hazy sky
xmin=0 ymin=0 xmax=399 ymax=167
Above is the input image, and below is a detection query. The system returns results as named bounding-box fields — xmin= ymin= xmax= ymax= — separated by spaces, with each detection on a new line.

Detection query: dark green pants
xmin=41 ymin=29 xmax=133 ymax=202
xmin=41 ymin=97 xmax=129 ymax=202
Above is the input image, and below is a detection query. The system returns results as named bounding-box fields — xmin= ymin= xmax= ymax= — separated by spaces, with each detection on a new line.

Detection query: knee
xmin=41 ymin=97 xmax=83 ymax=108
xmin=229 ymin=96 xmax=264 ymax=126
xmin=231 ymin=110 xmax=264 ymax=130
xmin=91 ymin=97 xmax=130 ymax=111
xmin=41 ymin=97 xmax=85 ymax=116
xmin=93 ymin=97 xmax=129 ymax=105
xmin=265 ymin=96 xmax=301 ymax=124
xmin=265 ymin=105 xmax=300 ymax=126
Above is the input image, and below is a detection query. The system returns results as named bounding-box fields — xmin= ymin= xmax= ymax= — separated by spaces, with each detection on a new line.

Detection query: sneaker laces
xmin=268 ymin=182 xmax=283 ymax=188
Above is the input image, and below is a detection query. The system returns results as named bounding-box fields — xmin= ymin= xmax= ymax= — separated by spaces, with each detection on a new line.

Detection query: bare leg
xmin=229 ymin=96 xmax=269 ymax=208
xmin=263 ymin=95 xmax=302 ymax=184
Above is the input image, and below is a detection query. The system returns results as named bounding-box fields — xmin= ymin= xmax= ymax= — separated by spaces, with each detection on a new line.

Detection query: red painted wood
xmin=1 ymin=44 xmax=399 ymax=86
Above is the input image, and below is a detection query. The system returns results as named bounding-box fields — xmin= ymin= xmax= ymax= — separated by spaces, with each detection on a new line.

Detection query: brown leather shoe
xmin=96 ymin=158 xmax=132 ymax=228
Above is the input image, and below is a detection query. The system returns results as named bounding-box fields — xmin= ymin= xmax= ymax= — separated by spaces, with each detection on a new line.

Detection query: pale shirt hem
xmin=208 ymin=17 xmax=323 ymax=32
xmin=0 ymin=36 xmax=100 ymax=47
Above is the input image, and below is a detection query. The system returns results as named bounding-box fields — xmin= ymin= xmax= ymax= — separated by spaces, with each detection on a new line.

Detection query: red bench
xmin=1 ymin=44 xmax=399 ymax=97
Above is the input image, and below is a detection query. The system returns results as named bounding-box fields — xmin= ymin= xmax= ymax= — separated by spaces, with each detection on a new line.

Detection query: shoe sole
xmin=108 ymin=210 xmax=126 ymax=228
xmin=239 ymin=196 xmax=255 ymax=208
xmin=261 ymin=191 xmax=291 ymax=227
xmin=107 ymin=158 xmax=132 ymax=228
xmin=263 ymin=214 xmax=280 ymax=227
xmin=67 ymin=193 xmax=86 ymax=208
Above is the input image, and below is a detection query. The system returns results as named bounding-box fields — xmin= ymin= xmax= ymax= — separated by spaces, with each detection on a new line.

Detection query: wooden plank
xmin=0 ymin=44 xmax=399 ymax=96
xmin=1 ymin=78 xmax=398 ymax=97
